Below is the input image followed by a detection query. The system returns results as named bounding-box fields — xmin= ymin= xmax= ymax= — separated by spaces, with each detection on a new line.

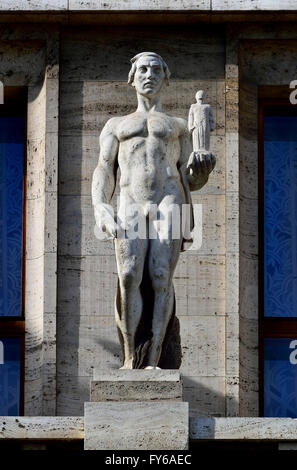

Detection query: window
xmin=259 ymin=97 xmax=297 ymax=417
xmin=0 ymin=87 xmax=26 ymax=415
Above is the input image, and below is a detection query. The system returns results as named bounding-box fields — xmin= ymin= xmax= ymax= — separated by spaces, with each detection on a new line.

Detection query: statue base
xmin=90 ymin=369 xmax=182 ymax=402
xmin=84 ymin=369 xmax=188 ymax=450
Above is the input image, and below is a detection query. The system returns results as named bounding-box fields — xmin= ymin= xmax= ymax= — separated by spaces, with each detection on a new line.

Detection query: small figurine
xmin=188 ymin=90 xmax=215 ymax=152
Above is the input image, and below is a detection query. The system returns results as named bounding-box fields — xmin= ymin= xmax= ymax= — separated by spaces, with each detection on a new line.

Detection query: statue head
xmin=128 ymin=52 xmax=170 ymax=97
xmin=195 ymin=90 xmax=205 ymax=103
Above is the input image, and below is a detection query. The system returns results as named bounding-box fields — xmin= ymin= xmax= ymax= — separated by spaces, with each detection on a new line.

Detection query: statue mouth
xmin=144 ymin=81 xmax=155 ymax=88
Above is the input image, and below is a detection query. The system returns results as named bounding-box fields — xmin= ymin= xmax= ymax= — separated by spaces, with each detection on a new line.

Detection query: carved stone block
xmin=84 ymin=401 xmax=189 ymax=450
xmin=90 ymin=369 xmax=182 ymax=402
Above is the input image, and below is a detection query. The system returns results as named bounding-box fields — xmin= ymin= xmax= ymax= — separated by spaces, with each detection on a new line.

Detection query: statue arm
xmin=179 ymin=130 xmax=212 ymax=192
xmin=188 ymin=106 xmax=195 ymax=133
xmin=92 ymin=118 xmax=119 ymax=237
xmin=92 ymin=118 xmax=119 ymax=207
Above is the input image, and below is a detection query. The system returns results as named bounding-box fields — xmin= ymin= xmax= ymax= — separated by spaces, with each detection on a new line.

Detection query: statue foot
xmin=144 ymin=366 xmax=162 ymax=370
xmin=120 ymin=358 xmax=134 ymax=369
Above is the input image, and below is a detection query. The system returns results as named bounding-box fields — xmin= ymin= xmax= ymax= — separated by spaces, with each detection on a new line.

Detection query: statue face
xmin=196 ymin=90 xmax=205 ymax=102
xmin=133 ymin=56 xmax=165 ymax=97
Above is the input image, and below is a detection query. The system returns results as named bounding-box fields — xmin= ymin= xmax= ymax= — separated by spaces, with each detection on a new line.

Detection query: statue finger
xmin=200 ymin=154 xmax=207 ymax=173
xmin=207 ymin=155 xmax=214 ymax=173
xmin=194 ymin=156 xmax=201 ymax=174
xmin=187 ymin=152 xmax=196 ymax=171
xmin=204 ymin=157 xmax=210 ymax=173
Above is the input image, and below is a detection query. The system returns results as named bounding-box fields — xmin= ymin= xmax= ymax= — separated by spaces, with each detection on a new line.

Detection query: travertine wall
xmin=56 ymin=26 xmax=226 ymax=416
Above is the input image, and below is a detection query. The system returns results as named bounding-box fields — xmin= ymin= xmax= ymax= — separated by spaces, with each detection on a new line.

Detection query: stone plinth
xmin=84 ymin=370 xmax=188 ymax=450
xmin=90 ymin=369 xmax=183 ymax=402
xmin=84 ymin=401 xmax=189 ymax=450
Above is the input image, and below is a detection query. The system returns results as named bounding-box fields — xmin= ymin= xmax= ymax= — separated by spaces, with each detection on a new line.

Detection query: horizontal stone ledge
xmin=0 ymin=417 xmax=84 ymax=440
xmin=93 ymin=369 xmax=181 ymax=382
xmin=0 ymin=0 xmax=210 ymax=11
xmin=2 ymin=416 xmax=297 ymax=441
xmin=91 ymin=370 xmax=182 ymax=402
xmin=190 ymin=417 xmax=297 ymax=441
xmin=0 ymin=0 xmax=297 ymax=12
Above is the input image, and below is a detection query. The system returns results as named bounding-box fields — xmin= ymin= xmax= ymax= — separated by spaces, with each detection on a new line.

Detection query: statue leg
xmin=192 ymin=128 xmax=199 ymax=152
xmin=198 ymin=124 xmax=204 ymax=150
xmin=146 ymin=236 xmax=182 ymax=367
xmin=114 ymin=237 xmax=148 ymax=369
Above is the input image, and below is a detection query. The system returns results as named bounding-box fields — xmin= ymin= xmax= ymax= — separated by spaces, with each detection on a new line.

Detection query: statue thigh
xmin=114 ymin=237 xmax=148 ymax=291
xmin=148 ymin=237 xmax=182 ymax=293
xmin=114 ymin=235 xmax=181 ymax=293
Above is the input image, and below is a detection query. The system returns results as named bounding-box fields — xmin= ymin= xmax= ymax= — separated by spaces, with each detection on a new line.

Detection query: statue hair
xmin=128 ymin=52 xmax=171 ymax=86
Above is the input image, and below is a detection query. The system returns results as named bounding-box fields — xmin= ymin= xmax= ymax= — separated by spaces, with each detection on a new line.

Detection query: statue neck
xmin=136 ymin=93 xmax=163 ymax=113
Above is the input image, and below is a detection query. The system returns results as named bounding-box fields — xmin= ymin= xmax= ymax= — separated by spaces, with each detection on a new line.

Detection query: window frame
xmin=258 ymin=96 xmax=297 ymax=416
xmin=0 ymin=86 xmax=27 ymax=415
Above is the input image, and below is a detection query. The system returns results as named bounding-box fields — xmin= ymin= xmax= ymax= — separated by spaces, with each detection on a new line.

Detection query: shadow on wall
xmin=183 ymin=376 xmax=235 ymax=419
xmin=56 ymin=79 xmax=84 ymax=416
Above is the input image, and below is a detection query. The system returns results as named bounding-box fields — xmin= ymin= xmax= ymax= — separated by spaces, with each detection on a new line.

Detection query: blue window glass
xmin=0 ymin=337 xmax=21 ymax=415
xmin=0 ymin=117 xmax=25 ymax=317
xmin=264 ymin=115 xmax=297 ymax=317
xmin=264 ymin=337 xmax=297 ymax=417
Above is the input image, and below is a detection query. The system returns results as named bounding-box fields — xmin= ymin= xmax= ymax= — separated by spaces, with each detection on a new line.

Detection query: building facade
xmin=1 ymin=0 xmax=297 ymax=449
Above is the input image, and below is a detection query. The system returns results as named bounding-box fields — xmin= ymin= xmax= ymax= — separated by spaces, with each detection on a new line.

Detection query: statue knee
xmin=121 ymin=267 xmax=140 ymax=290
xmin=151 ymin=267 xmax=170 ymax=291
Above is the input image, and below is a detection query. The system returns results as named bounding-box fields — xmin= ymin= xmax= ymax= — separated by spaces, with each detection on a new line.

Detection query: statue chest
xmin=117 ymin=115 xmax=178 ymax=142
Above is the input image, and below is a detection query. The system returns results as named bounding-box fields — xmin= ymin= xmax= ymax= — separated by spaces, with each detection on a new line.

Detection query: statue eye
xmin=139 ymin=66 xmax=147 ymax=73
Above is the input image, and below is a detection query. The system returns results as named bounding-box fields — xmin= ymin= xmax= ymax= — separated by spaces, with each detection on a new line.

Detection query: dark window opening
xmin=259 ymin=94 xmax=297 ymax=417
xmin=0 ymin=87 xmax=27 ymax=415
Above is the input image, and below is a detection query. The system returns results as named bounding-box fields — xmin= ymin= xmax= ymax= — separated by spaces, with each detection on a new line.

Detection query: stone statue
xmin=92 ymin=52 xmax=216 ymax=369
xmin=188 ymin=90 xmax=215 ymax=152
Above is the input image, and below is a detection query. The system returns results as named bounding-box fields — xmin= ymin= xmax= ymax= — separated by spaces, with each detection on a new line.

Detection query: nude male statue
xmin=92 ymin=52 xmax=216 ymax=369
xmin=188 ymin=90 xmax=215 ymax=152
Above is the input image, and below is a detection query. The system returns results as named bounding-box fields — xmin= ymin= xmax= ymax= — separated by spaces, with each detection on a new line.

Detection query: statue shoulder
xmin=174 ymin=117 xmax=189 ymax=136
xmin=102 ymin=116 xmax=123 ymax=136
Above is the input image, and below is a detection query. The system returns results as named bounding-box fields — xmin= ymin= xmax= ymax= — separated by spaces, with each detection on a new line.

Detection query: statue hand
xmin=187 ymin=151 xmax=216 ymax=178
xmin=94 ymin=203 xmax=117 ymax=240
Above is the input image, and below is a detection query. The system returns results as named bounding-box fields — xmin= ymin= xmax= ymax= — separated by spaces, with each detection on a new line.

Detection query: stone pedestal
xmin=90 ymin=369 xmax=183 ymax=402
xmin=84 ymin=369 xmax=188 ymax=450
